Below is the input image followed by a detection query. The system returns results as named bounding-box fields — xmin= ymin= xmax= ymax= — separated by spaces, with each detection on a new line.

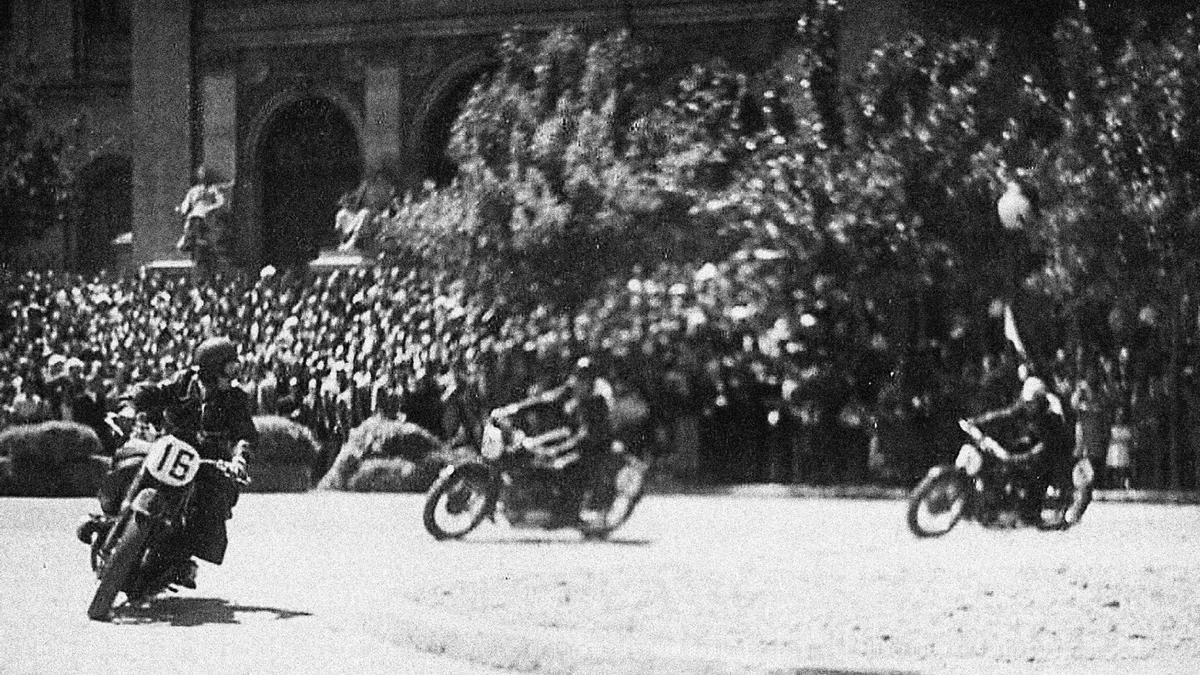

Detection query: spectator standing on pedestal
xmin=175 ymin=166 xmax=232 ymax=273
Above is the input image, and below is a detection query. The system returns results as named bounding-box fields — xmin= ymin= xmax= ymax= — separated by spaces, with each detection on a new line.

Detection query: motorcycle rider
xmin=125 ymin=336 xmax=255 ymax=589
xmin=968 ymin=372 xmax=1070 ymax=525
xmin=491 ymin=356 xmax=616 ymax=522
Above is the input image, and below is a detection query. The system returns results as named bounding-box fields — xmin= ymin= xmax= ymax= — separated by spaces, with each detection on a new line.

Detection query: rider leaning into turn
xmin=968 ymin=370 xmax=1071 ymax=525
xmin=490 ymin=356 xmax=616 ymax=521
xmin=128 ymin=336 xmax=255 ymax=589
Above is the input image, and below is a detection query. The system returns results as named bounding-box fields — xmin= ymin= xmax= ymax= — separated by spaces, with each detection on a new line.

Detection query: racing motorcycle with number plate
xmin=906 ymin=419 xmax=1093 ymax=537
xmin=78 ymin=434 xmax=248 ymax=621
xmin=422 ymin=402 xmax=647 ymax=541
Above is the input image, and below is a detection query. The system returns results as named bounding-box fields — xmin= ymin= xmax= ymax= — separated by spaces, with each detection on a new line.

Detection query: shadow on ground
xmin=112 ymin=597 xmax=312 ymax=627
xmin=770 ymin=670 xmax=921 ymax=675
xmin=459 ymin=536 xmax=653 ymax=546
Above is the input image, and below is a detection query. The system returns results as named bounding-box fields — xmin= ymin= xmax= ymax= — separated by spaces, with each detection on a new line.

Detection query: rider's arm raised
xmin=490 ymin=384 xmax=569 ymax=422
xmin=971 ymin=402 xmax=1021 ymax=428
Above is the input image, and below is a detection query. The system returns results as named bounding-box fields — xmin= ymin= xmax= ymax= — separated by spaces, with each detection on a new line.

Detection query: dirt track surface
xmin=2 ymin=493 xmax=1200 ymax=674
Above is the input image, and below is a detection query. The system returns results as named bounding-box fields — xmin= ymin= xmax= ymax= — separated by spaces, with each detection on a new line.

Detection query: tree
xmin=704 ymin=0 xmax=1009 ymax=408
xmin=0 ymin=57 xmax=77 ymax=264
xmin=381 ymin=29 xmax=670 ymax=307
xmin=1013 ymin=7 xmax=1200 ymax=487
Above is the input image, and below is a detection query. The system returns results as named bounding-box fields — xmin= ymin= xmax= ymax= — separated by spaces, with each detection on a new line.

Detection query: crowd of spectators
xmin=2 ymin=263 xmax=1198 ymax=489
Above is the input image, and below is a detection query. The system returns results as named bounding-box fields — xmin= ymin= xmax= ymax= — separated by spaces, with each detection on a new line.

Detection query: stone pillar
xmin=363 ymin=63 xmax=401 ymax=171
xmin=201 ymin=72 xmax=239 ymax=264
xmin=25 ymin=1 xmax=73 ymax=78
xmin=130 ymin=0 xmax=193 ymax=264
xmin=202 ymin=74 xmax=237 ymax=183
xmin=9 ymin=0 xmax=30 ymax=55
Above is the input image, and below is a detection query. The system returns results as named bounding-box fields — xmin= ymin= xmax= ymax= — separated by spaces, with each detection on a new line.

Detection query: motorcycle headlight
xmin=955 ymin=443 xmax=983 ymax=475
xmin=481 ymin=423 xmax=504 ymax=460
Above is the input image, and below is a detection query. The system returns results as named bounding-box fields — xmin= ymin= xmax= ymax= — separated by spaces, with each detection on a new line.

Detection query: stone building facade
xmin=11 ymin=0 xmax=1140 ymax=270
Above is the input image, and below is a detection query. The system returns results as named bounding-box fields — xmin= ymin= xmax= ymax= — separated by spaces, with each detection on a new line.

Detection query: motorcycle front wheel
xmin=906 ymin=469 xmax=969 ymax=538
xmin=423 ymin=467 xmax=492 ymax=540
xmin=1063 ymin=457 xmax=1095 ymax=526
xmin=87 ymin=514 xmax=149 ymax=621
xmin=580 ymin=456 xmax=648 ymax=540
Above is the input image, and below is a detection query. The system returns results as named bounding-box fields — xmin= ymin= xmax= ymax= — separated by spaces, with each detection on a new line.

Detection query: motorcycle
xmin=906 ymin=419 xmax=1094 ymax=537
xmin=77 ymin=434 xmax=248 ymax=621
xmin=422 ymin=402 xmax=648 ymax=541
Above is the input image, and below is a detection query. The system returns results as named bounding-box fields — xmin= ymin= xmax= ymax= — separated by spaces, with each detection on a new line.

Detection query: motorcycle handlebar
xmin=199 ymin=458 xmax=252 ymax=486
xmin=958 ymin=419 xmax=1011 ymax=462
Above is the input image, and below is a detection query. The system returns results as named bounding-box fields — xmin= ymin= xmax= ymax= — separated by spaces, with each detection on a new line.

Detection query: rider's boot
xmin=173 ymin=559 xmax=198 ymax=589
xmin=75 ymin=514 xmax=109 ymax=544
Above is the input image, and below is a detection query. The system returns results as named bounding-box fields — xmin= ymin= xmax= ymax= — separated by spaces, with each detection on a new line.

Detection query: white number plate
xmin=144 ymin=435 xmax=201 ymax=487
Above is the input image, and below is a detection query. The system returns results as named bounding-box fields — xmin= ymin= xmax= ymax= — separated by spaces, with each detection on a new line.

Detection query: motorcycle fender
xmin=130 ymin=488 xmax=163 ymax=519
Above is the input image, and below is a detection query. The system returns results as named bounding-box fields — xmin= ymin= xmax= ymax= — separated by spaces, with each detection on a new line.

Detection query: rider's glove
xmin=229 ymin=453 xmax=249 ymax=482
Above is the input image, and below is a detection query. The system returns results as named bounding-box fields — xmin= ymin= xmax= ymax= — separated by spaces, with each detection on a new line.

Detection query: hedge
xmin=241 ymin=416 xmax=322 ymax=492
xmin=252 ymin=415 xmax=321 ymax=466
xmin=0 ymin=416 xmax=323 ymax=496
xmin=318 ymin=416 xmax=467 ymax=492
xmin=0 ymin=421 xmax=106 ymax=497
xmin=0 ymin=456 xmax=13 ymax=495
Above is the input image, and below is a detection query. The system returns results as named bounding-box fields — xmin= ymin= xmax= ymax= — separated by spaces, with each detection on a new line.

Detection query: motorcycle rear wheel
xmin=87 ymin=515 xmax=149 ymax=621
xmin=907 ymin=470 xmax=969 ymax=538
xmin=423 ymin=468 xmax=492 ymax=540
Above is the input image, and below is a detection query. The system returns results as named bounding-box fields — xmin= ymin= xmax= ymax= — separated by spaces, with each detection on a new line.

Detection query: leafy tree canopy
xmin=0 ymin=57 xmax=77 ymax=262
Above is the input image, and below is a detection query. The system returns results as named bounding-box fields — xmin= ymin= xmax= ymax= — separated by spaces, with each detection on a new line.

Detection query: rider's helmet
xmin=194 ymin=337 xmax=239 ymax=386
xmin=573 ymin=356 xmax=596 ymax=379
xmin=1019 ymin=376 xmax=1050 ymax=414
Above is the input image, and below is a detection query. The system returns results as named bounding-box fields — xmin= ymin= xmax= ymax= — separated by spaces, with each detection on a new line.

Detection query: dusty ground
xmin=2 ymin=492 xmax=1199 ymax=674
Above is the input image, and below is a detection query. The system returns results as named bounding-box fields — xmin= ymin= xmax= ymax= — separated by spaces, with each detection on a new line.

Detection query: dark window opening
xmin=73 ymin=0 xmax=130 ymax=81
xmin=259 ymin=97 xmax=363 ymax=267
xmin=75 ymin=155 xmax=132 ymax=273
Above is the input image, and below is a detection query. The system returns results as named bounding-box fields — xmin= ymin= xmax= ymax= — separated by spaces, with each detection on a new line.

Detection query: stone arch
xmin=408 ymin=51 xmax=497 ymax=187
xmin=242 ymin=88 xmax=365 ymax=267
xmin=74 ymin=153 xmax=132 ymax=273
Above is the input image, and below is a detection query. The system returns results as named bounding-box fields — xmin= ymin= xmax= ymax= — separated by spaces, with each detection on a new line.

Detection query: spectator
xmin=1106 ymin=405 xmax=1133 ymax=490
xmin=1070 ymin=364 xmax=1109 ymax=467
xmin=175 ymin=166 xmax=232 ymax=273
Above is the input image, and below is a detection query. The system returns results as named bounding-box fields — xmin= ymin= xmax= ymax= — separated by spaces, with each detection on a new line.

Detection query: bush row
xmin=317 ymin=416 xmax=472 ymax=493
xmin=0 ymin=414 xmax=463 ymax=496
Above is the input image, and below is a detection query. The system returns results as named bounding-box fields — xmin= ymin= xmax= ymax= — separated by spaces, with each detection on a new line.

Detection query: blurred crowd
xmin=3 ymin=263 xmax=1199 ymax=489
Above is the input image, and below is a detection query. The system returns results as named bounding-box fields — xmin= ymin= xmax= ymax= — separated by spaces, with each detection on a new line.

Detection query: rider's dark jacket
xmin=973 ymin=400 xmax=1070 ymax=481
xmin=131 ymin=367 xmax=257 ymax=564
xmin=563 ymin=387 xmax=613 ymax=458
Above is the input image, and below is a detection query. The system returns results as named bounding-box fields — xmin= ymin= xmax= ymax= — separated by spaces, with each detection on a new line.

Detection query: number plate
xmin=144 ymin=435 xmax=201 ymax=487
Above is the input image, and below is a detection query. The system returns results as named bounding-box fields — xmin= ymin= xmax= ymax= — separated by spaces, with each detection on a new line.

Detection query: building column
xmin=363 ymin=63 xmax=401 ymax=172
xmin=202 ymin=74 xmax=237 ymax=184
xmin=130 ymin=0 xmax=193 ymax=264
xmin=25 ymin=0 xmax=72 ymax=78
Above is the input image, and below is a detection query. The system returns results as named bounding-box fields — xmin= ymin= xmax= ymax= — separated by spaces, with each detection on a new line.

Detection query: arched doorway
xmin=258 ymin=97 xmax=362 ymax=266
xmin=421 ymin=76 xmax=478 ymax=186
xmin=75 ymin=155 xmax=132 ymax=273
xmin=414 ymin=57 xmax=496 ymax=187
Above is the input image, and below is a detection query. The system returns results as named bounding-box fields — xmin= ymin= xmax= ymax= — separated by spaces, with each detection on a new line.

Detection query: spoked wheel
xmin=87 ymin=515 xmax=149 ymax=621
xmin=423 ymin=468 xmax=492 ymax=540
xmin=1038 ymin=457 xmax=1097 ymax=530
xmin=1064 ymin=458 xmax=1095 ymax=526
xmin=580 ymin=458 xmax=647 ymax=540
xmin=907 ymin=470 xmax=969 ymax=538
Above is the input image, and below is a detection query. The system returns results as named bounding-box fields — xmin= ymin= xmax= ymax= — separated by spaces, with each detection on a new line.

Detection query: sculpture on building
xmin=175 ymin=166 xmax=233 ymax=270
xmin=335 ymin=169 xmax=396 ymax=253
